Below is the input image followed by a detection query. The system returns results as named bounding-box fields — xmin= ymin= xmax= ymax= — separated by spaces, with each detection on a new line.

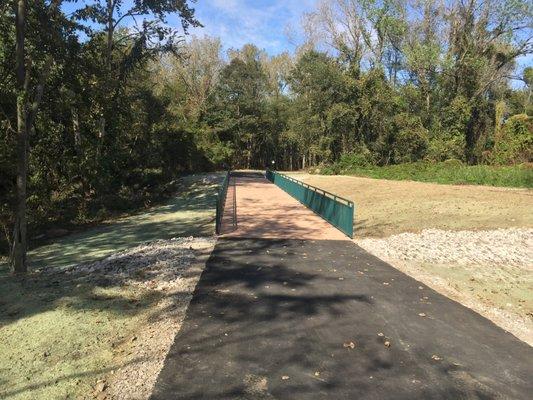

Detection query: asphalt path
xmin=151 ymin=238 xmax=533 ymax=399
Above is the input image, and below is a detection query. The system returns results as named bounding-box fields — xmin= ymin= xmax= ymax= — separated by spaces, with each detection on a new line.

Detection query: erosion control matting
xmin=151 ymin=238 xmax=533 ymax=399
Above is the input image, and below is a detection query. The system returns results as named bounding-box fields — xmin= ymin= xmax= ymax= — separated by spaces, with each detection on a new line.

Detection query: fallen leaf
xmin=431 ymin=355 xmax=442 ymax=361
xmin=418 ymin=313 xmax=426 ymax=317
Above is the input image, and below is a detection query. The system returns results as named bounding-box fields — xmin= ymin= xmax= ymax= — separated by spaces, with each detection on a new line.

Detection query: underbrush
xmin=318 ymin=161 xmax=533 ymax=188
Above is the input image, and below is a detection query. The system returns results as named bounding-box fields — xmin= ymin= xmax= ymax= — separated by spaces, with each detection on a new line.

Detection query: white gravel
xmin=62 ymin=236 xmax=215 ymax=289
xmin=63 ymin=236 xmax=216 ymax=400
xmin=355 ymin=228 xmax=533 ymax=345
xmin=356 ymin=228 xmax=533 ymax=268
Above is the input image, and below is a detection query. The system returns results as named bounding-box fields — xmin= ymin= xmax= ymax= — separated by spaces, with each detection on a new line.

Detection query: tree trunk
xmin=97 ymin=0 xmax=114 ymax=161
xmin=106 ymin=0 xmax=114 ymax=71
xmin=526 ymin=86 xmax=531 ymax=114
xmin=465 ymin=106 xmax=480 ymax=165
xmin=12 ymin=0 xmax=27 ymax=274
xmin=72 ymin=108 xmax=81 ymax=149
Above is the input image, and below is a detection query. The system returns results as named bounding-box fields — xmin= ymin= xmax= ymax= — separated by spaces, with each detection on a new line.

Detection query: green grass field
xmin=321 ymin=161 xmax=533 ymax=188
xmin=0 ymin=173 xmax=222 ymax=400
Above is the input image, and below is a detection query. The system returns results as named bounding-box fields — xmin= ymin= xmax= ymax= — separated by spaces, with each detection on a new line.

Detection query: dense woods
xmin=1 ymin=0 xmax=532 ymax=269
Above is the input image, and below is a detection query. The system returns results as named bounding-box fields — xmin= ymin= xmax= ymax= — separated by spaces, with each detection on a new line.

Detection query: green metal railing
xmin=265 ymin=170 xmax=355 ymax=238
xmin=215 ymin=171 xmax=230 ymax=234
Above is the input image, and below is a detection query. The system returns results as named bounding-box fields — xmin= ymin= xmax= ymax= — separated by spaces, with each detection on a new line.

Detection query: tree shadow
xmin=151 ymin=237 xmax=533 ymax=400
xmin=0 ymin=243 xmax=215 ymax=326
xmin=0 ymin=356 xmax=150 ymax=399
xmin=0 ymin=242 xmax=215 ymax=399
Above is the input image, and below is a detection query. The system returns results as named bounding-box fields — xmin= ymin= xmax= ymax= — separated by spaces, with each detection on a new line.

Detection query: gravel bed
xmin=356 ymin=228 xmax=533 ymax=345
xmin=59 ymin=236 xmax=216 ymax=400
xmin=357 ymin=228 xmax=533 ymax=268
xmin=62 ymin=237 xmax=213 ymax=290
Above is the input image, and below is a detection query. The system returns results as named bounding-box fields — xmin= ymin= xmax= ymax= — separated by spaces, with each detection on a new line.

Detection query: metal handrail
xmin=215 ymin=170 xmax=237 ymax=234
xmin=265 ymin=169 xmax=355 ymax=238
xmin=215 ymin=171 xmax=230 ymax=234
xmin=268 ymin=171 xmax=354 ymax=207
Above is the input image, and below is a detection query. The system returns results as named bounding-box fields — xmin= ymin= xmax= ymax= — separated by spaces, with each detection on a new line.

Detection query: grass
xmin=0 ymin=278 xmax=154 ymax=400
xmin=0 ymin=172 xmax=223 ymax=400
xmin=321 ymin=161 xmax=533 ymax=188
xmin=2 ymin=173 xmax=222 ymax=271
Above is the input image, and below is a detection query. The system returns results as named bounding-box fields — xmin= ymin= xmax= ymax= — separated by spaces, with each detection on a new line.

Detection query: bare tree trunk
xmin=526 ymin=86 xmax=531 ymax=114
xmin=96 ymin=0 xmax=114 ymax=163
xmin=106 ymin=0 xmax=114 ymax=71
xmin=12 ymin=0 xmax=27 ymax=274
xmin=72 ymin=108 xmax=81 ymax=149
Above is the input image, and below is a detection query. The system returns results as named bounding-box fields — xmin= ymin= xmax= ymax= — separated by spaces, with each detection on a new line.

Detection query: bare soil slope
xmin=288 ymin=173 xmax=533 ymax=238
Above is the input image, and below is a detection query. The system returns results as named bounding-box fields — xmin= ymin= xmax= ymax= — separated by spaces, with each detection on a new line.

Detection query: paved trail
xmin=223 ymin=172 xmax=346 ymax=240
xmin=151 ymin=172 xmax=532 ymax=400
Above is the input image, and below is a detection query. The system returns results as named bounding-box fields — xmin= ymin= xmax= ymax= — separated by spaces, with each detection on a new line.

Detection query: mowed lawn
xmin=0 ymin=173 xmax=222 ymax=400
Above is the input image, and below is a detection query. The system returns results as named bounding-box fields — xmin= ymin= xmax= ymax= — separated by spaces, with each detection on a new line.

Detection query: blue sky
xmin=174 ymin=0 xmax=316 ymax=54
xmin=62 ymin=0 xmax=316 ymax=55
xmin=62 ymin=0 xmax=530 ymax=78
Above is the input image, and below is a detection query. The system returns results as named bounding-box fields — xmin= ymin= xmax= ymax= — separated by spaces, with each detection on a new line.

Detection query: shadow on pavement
xmin=151 ymin=238 xmax=533 ymax=400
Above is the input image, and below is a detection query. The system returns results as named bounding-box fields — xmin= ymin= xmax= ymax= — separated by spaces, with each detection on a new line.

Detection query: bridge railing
xmin=215 ymin=171 xmax=230 ymax=234
xmin=265 ymin=170 xmax=354 ymax=238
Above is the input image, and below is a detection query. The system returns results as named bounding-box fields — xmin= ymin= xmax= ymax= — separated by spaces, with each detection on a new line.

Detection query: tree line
xmin=1 ymin=0 xmax=532 ymax=272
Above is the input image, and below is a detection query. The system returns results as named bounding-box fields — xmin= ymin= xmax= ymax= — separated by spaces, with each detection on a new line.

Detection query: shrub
xmin=442 ymin=158 xmax=464 ymax=167
xmin=491 ymin=114 xmax=533 ymax=165
xmin=426 ymin=96 xmax=470 ymax=161
xmin=337 ymin=145 xmax=375 ymax=168
xmin=392 ymin=113 xmax=429 ymax=163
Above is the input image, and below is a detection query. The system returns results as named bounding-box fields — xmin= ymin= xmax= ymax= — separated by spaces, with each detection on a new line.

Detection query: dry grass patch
xmin=288 ymin=173 xmax=532 ymax=238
